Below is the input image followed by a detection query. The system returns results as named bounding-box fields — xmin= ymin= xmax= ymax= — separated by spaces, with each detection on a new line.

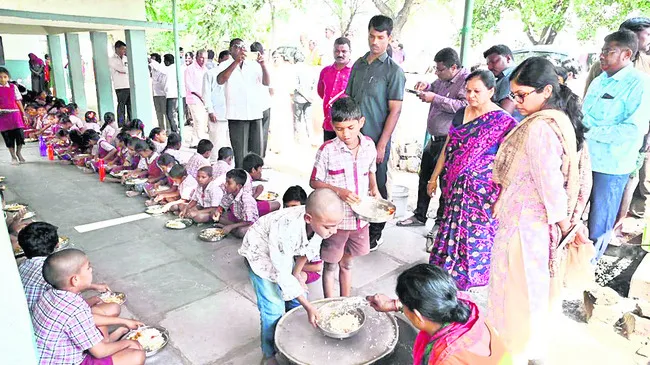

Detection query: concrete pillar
xmin=90 ymin=32 xmax=115 ymax=119
xmin=46 ymin=34 xmax=68 ymax=101
xmin=125 ymin=30 xmax=154 ymax=131
xmin=64 ymin=33 xmax=87 ymax=110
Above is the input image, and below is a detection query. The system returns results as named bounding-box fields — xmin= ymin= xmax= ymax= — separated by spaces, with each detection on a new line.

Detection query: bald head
xmin=306 ymin=189 xmax=344 ymax=220
xmin=42 ymin=249 xmax=88 ymax=289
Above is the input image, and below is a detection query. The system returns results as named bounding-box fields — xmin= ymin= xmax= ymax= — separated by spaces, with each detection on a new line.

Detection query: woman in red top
xmin=367 ymin=264 xmax=512 ymax=365
xmin=0 ymin=67 xmax=28 ymax=165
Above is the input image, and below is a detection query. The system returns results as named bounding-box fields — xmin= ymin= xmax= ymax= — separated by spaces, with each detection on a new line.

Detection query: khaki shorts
xmin=320 ymin=225 xmax=370 ymax=264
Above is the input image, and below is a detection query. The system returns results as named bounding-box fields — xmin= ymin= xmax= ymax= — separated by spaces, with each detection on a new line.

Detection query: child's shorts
xmin=320 ymin=225 xmax=370 ymax=264
xmin=304 ymin=270 xmax=322 ymax=284
xmin=227 ymin=201 xmax=272 ymax=222
xmin=81 ymin=354 xmax=113 ymax=365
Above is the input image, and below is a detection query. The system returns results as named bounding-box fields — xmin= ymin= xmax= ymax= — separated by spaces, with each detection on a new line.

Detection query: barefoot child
xmin=283 ymin=186 xmax=323 ymax=287
xmin=124 ymin=139 xmax=162 ymax=197
xmin=100 ymin=112 xmax=118 ymax=143
xmin=18 ymin=222 xmax=118 ymax=317
xmin=148 ymin=127 xmax=168 ymax=153
xmin=0 ymin=67 xmax=28 ymax=165
xmin=212 ymin=146 xmax=234 ymax=182
xmin=185 ymin=139 xmax=213 ymax=178
xmin=310 ymin=97 xmax=380 ymax=298
xmin=163 ymin=164 xmax=198 ymax=213
xmin=86 ymin=130 xmax=118 ymax=173
xmin=144 ymin=153 xmax=177 ymax=202
xmin=180 ymin=166 xmax=223 ymax=222
xmin=84 ymin=111 xmax=101 ymax=132
xmin=33 ymin=249 xmax=146 ymax=365
xmin=239 ymin=189 xmax=344 ymax=365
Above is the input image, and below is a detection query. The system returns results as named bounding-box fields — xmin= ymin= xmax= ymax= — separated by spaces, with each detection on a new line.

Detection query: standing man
xmin=108 ymin=40 xmax=130 ymax=127
xmin=149 ymin=53 xmax=167 ymax=130
xmin=583 ymin=30 xmax=650 ymax=261
xmin=203 ymin=50 xmax=232 ymax=162
xmin=251 ymin=42 xmax=272 ymax=157
xmin=317 ymin=37 xmax=353 ymax=142
xmin=206 ymin=50 xmax=216 ymax=70
xmin=163 ymin=53 xmax=179 ymax=133
xmin=483 ymin=45 xmax=519 ymax=119
xmin=185 ymin=50 xmax=209 ymax=147
xmin=291 ymin=52 xmax=316 ymax=145
xmin=396 ymin=48 xmax=469 ymax=245
xmin=217 ymin=39 xmax=270 ymax=168
xmin=346 ymin=15 xmax=406 ymax=250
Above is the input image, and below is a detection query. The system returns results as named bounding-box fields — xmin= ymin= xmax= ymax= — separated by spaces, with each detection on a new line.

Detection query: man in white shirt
xmin=149 ymin=53 xmax=167 ymax=130
xmin=162 ymin=54 xmax=179 ymax=133
xmin=203 ymin=50 xmax=232 ymax=162
xmin=108 ymin=41 xmax=130 ymax=127
xmin=185 ymin=50 xmax=209 ymax=147
xmin=217 ymin=38 xmax=271 ymax=168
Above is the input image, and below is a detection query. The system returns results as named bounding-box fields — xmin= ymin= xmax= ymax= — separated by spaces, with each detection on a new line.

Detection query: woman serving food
xmin=367 ymin=264 xmax=512 ymax=365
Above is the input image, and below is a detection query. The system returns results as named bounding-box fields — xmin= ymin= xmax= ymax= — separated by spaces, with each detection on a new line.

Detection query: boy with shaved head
xmin=33 ymin=249 xmax=146 ymax=365
xmin=239 ymin=189 xmax=344 ymax=365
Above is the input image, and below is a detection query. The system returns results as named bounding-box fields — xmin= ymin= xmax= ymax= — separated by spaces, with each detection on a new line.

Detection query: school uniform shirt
xmin=101 ymin=124 xmax=117 ymax=143
xmin=32 ymin=289 xmax=104 ymax=365
xmin=212 ymin=160 xmax=233 ymax=181
xmin=220 ymin=183 xmax=259 ymax=223
xmin=238 ymin=206 xmax=322 ymax=300
xmin=153 ymin=140 xmax=166 ymax=154
xmin=84 ymin=122 xmax=101 ymax=132
xmin=69 ymin=115 xmax=85 ymax=131
xmin=165 ymin=148 xmax=191 ymax=165
xmin=178 ymin=174 xmax=199 ymax=200
xmin=192 ymin=180 xmax=224 ymax=207
xmin=92 ymin=138 xmax=115 ymax=157
xmin=137 ymin=152 xmax=160 ymax=170
xmin=311 ymin=134 xmax=377 ymax=230
xmin=18 ymin=256 xmax=51 ymax=313
xmin=0 ymin=82 xmax=22 ymax=100
xmin=185 ymin=152 xmax=211 ymax=178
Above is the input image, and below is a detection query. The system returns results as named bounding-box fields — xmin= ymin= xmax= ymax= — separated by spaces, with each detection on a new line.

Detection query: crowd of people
xmin=3 ymin=11 xmax=650 ymax=365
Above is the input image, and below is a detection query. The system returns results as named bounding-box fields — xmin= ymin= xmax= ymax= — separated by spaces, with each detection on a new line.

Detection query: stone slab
xmin=111 ymin=260 xmax=226 ymax=320
xmin=193 ymin=241 xmax=250 ymax=285
xmin=379 ymin=226 xmax=431 ymax=265
xmin=160 ymin=289 xmax=260 ymax=365
xmin=351 ymin=251 xmax=402 ymax=290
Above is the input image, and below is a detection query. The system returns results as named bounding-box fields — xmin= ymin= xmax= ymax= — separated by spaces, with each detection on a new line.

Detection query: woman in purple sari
xmin=427 ymin=70 xmax=517 ymax=290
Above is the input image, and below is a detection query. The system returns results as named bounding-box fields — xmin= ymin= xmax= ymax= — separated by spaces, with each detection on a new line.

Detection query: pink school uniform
xmin=212 ymin=160 xmax=233 ymax=181
xmin=18 ymin=256 xmax=51 ymax=313
xmin=185 ymin=152 xmax=211 ymax=179
xmin=0 ymin=83 xmax=26 ymax=144
xmin=191 ymin=180 xmax=224 ymax=208
xmin=178 ymin=174 xmax=199 ymax=200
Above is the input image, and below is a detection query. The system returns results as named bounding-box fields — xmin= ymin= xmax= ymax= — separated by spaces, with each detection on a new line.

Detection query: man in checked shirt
xmin=310 ymin=98 xmax=381 ymax=298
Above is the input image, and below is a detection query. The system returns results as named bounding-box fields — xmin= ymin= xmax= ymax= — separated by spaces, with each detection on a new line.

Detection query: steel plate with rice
xmin=199 ymin=227 xmax=226 ymax=242
xmin=317 ymin=300 xmax=366 ymax=339
xmin=257 ymin=191 xmax=279 ymax=201
xmin=4 ymin=203 xmax=27 ymax=212
xmin=110 ymin=170 xmax=129 ymax=178
xmin=125 ymin=178 xmax=148 ymax=185
xmin=165 ymin=218 xmax=193 ymax=230
xmin=350 ymin=198 xmax=396 ymax=223
xmin=122 ymin=326 xmax=169 ymax=357
xmin=98 ymin=291 xmax=126 ymax=305
xmin=145 ymin=205 xmax=166 ymax=215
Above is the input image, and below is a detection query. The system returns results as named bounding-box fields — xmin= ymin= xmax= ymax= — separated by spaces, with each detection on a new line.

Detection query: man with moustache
xmin=317 ymin=37 xmax=353 ymax=141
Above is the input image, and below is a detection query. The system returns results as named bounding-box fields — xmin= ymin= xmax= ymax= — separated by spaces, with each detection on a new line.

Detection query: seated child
xmin=242 ymin=153 xmax=265 ymax=198
xmin=149 ymin=127 xmax=168 ymax=153
xmin=161 ymin=132 xmax=190 ymax=164
xmin=212 ymin=147 xmax=234 ymax=183
xmin=105 ymin=133 xmax=131 ymax=172
xmin=238 ymin=189 xmax=344 ymax=364
xmin=283 ymin=186 xmax=323 ymax=287
xmin=122 ymin=119 xmax=145 ymax=140
xmin=33 ymin=249 xmax=145 ymax=365
xmin=185 ymin=139 xmax=213 ymax=179
xmin=124 ymin=139 xmax=162 ymax=197
xmin=180 ymin=166 xmax=223 ymax=222
xmin=160 ymin=164 xmax=198 ymax=212
xmin=84 ymin=130 xmax=118 ymax=173
xmin=144 ymin=152 xmax=178 ymax=202
xmin=100 ymin=112 xmax=118 ymax=143
xmin=50 ymin=129 xmax=71 ymax=161
xmin=212 ymin=169 xmax=280 ymax=238
xmin=67 ymin=102 xmax=86 ymax=131
xmin=310 ymin=97 xmax=380 ymax=299
xmin=84 ymin=110 xmax=101 ymax=132
xmin=110 ymin=136 xmax=139 ymax=174
xmin=18 ymin=222 xmax=118 ymax=316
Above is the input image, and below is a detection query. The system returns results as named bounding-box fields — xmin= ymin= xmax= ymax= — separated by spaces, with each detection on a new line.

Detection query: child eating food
xmin=180 ymin=166 xmax=223 ymax=222
xmin=84 ymin=111 xmax=101 ymax=132
xmin=185 ymin=139 xmax=213 ymax=178
xmin=148 ymin=127 xmax=168 ymax=153
xmin=157 ymin=164 xmax=198 ymax=212
xmin=100 ymin=112 xmax=118 ymax=143
xmin=212 ymin=146 xmax=234 ymax=182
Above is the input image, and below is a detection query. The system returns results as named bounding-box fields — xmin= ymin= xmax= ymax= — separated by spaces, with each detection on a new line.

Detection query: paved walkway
xmin=4 ymin=144 xmax=642 ymax=364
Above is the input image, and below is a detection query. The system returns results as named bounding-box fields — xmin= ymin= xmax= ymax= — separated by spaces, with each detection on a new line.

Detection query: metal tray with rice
xmin=122 ymin=326 xmax=169 ymax=357
xmin=110 ymin=170 xmax=129 ymax=178
xmin=350 ymin=197 xmax=396 ymax=223
xmin=125 ymin=178 xmax=148 ymax=185
xmin=316 ymin=301 xmax=366 ymax=339
xmin=256 ymin=191 xmax=279 ymax=201
xmin=98 ymin=291 xmax=126 ymax=305
xmin=199 ymin=227 xmax=226 ymax=242
xmin=165 ymin=218 xmax=193 ymax=230
xmin=145 ymin=205 xmax=166 ymax=215
xmin=4 ymin=203 xmax=27 ymax=212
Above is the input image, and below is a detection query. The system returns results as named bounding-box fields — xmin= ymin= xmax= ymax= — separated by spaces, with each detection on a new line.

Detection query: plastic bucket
xmin=391 ymin=185 xmax=409 ymax=218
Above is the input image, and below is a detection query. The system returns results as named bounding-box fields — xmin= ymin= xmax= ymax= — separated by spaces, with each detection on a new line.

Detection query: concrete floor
xmin=5 ymin=143 xmax=644 ymax=365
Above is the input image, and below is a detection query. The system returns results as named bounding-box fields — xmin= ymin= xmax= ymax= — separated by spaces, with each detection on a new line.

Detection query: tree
xmin=472 ymin=0 xmax=650 ymax=45
xmin=323 ymin=0 xmax=366 ymax=37
xmin=370 ymin=0 xmax=422 ymax=40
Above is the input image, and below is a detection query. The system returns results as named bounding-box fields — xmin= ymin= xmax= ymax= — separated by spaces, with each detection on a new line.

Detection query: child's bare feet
xmin=10 ymin=159 xmax=19 ymax=166
xmin=126 ymin=191 xmax=140 ymax=198
xmin=144 ymin=199 xmax=157 ymax=206
xmin=17 ymin=155 xmax=26 ymax=163
xmin=109 ymin=327 xmax=130 ymax=342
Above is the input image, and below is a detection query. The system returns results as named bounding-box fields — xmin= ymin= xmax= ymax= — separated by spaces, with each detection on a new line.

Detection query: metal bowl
xmin=350 ymin=198 xmax=396 ymax=223
xmin=316 ymin=307 xmax=366 ymax=339
xmin=165 ymin=218 xmax=193 ymax=230
xmin=199 ymin=228 xmax=226 ymax=242
xmin=122 ymin=326 xmax=169 ymax=357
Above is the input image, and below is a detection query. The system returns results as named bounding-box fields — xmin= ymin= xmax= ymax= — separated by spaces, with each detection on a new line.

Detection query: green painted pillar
xmin=46 ymin=34 xmax=67 ymax=101
xmin=125 ymin=30 xmax=154 ymax=132
xmin=459 ymin=0 xmax=475 ymax=67
xmin=90 ymin=32 xmax=115 ymax=118
xmin=64 ymin=33 xmax=87 ymax=110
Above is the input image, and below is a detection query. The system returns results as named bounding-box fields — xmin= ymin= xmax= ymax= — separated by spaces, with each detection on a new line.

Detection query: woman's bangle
xmin=427 ymin=181 xmax=436 ymax=184
xmin=393 ymin=299 xmax=403 ymax=312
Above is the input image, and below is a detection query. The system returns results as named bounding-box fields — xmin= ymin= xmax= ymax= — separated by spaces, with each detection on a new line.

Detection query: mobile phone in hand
xmin=406 ymin=88 xmax=421 ymax=95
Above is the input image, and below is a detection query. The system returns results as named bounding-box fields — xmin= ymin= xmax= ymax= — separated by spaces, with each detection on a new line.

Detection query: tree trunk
xmin=370 ymin=0 xmax=417 ymax=40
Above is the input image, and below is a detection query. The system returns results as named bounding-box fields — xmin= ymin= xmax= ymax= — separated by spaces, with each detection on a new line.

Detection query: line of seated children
xmin=178 ymin=166 xmax=223 ymax=223
xmin=185 ymin=139 xmax=213 ymax=179
xmin=161 ymin=132 xmax=189 ymax=164
xmin=123 ymin=139 xmax=162 ymax=197
xmin=212 ymin=168 xmax=281 ymax=238
xmin=213 ymin=147 xmax=235 ymax=182
xmin=100 ymin=112 xmax=118 ymax=144
xmin=17 ymin=222 xmax=120 ymax=318
xmin=144 ymin=152 xmax=178 ymax=202
xmin=33 ymin=249 xmax=146 ymax=365
xmin=282 ymin=186 xmax=324 ymax=290
xmin=148 ymin=127 xmax=168 ymax=153
xmin=84 ymin=111 xmax=101 ymax=133
xmin=31 ymin=111 xmax=59 ymax=140
xmin=309 ymin=97 xmax=380 ymax=299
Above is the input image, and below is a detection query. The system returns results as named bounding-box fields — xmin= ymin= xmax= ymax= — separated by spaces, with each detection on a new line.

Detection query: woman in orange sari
xmin=367 ymin=264 xmax=512 ymax=365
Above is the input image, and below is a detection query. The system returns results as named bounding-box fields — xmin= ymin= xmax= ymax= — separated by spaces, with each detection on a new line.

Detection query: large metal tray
xmin=350 ymin=198 xmax=396 ymax=223
xmin=122 ymin=326 xmax=169 ymax=357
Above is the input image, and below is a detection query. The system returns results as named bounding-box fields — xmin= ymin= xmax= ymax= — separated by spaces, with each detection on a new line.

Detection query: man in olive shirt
xmin=346 ymin=15 xmax=406 ymax=250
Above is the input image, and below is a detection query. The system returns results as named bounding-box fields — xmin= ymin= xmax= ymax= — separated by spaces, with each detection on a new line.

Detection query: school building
xmin=0 ymin=1 xmax=179 ymax=362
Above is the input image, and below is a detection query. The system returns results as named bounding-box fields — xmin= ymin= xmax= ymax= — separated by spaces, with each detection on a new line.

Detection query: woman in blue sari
xmin=427 ymin=70 xmax=517 ymax=290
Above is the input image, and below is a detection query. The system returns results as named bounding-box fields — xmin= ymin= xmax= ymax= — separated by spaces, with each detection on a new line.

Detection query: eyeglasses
xmin=434 ymin=66 xmax=448 ymax=73
xmin=508 ymin=88 xmax=542 ymax=103
xmin=600 ymin=47 xmax=623 ymax=56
